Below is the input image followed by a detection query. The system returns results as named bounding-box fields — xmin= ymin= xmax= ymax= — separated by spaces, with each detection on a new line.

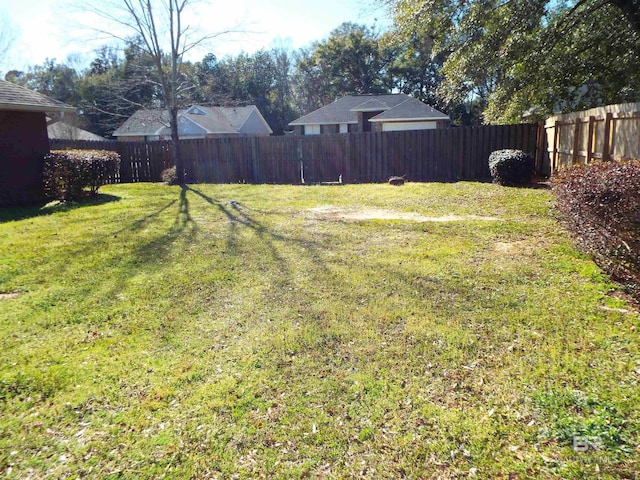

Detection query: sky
xmin=0 ymin=0 xmax=390 ymax=74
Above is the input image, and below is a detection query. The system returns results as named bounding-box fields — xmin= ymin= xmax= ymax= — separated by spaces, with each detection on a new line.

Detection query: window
xmin=305 ymin=124 xmax=321 ymax=135
xmin=321 ymin=124 xmax=338 ymax=134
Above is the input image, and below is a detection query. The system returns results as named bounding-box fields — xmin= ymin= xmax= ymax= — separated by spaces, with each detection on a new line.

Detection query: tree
xmin=379 ymin=29 xmax=449 ymax=111
xmin=192 ymin=49 xmax=297 ymax=134
xmin=7 ymin=59 xmax=81 ymax=106
xmin=0 ymin=18 xmax=16 ymax=75
xmin=382 ymin=0 xmax=640 ymax=123
xmin=268 ymin=47 xmax=298 ymax=134
xmin=79 ymin=41 xmax=159 ymax=137
xmin=83 ymin=0 xmax=239 ymax=184
xmin=293 ymin=23 xmax=392 ymax=111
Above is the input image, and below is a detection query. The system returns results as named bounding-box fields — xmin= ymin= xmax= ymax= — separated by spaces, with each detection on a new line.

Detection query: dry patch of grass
xmin=0 ymin=292 xmax=20 ymax=300
xmin=308 ymin=205 xmax=501 ymax=222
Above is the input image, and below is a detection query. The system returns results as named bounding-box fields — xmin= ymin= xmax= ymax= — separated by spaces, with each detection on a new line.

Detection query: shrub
xmin=44 ymin=150 xmax=120 ymax=202
xmin=488 ymin=149 xmax=534 ymax=186
xmin=161 ymin=166 xmax=178 ymax=185
xmin=552 ymin=159 xmax=640 ymax=299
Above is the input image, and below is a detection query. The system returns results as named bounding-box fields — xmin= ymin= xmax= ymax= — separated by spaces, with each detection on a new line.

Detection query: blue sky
xmin=0 ymin=0 xmax=390 ymax=74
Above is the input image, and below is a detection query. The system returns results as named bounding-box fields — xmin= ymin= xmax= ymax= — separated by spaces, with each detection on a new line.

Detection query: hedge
xmin=552 ymin=159 xmax=640 ymax=299
xmin=44 ymin=150 xmax=120 ymax=202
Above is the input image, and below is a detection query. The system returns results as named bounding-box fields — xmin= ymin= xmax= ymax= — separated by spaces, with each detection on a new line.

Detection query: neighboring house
xmin=289 ymin=93 xmax=450 ymax=135
xmin=47 ymin=118 xmax=106 ymax=141
xmin=113 ymin=105 xmax=273 ymax=141
xmin=0 ymin=80 xmax=74 ymax=207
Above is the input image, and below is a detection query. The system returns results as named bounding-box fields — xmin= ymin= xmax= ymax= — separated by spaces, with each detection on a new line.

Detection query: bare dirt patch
xmin=0 ymin=292 xmax=21 ymax=300
xmin=309 ymin=206 xmax=501 ymax=223
xmin=494 ymin=241 xmax=529 ymax=254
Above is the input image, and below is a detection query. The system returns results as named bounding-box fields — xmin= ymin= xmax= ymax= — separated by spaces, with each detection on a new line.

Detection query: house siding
xmin=177 ymin=117 xmax=208 ymax=136
xmin=0 ymin=110 xmax=50 ymax=206
xmin=119 ymin=136 xmax=151 ymax=142
xmin=381 ymin=121 xmax=438 ymax=132
xmin=239 ymin=110 xmax=272 ymax=135
xmin=297 ymin=123 xmax=357 ymax=135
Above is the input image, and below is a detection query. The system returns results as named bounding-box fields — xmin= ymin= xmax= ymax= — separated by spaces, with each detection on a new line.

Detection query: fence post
xmin=572 ymin=119 xmax=581 ymax=165
xmin=602 ymin=112 xmax=613 ymax=161
xmin=535 ymin=121 xmax=546 ymax=176
xmin=552 ymin=121 xmax=560 ymax=170
xmin=344 ymin=134 xmax=351 ymax=183
xmin=117 ymin=143 xmax=132 ymax=183
xmin=586 ymin=116 xmax=595 ymax=164
xmin=250 ymin=136 xmax=260 ymax=184
xmin=298 ymin=138 xmax=304 ymax=184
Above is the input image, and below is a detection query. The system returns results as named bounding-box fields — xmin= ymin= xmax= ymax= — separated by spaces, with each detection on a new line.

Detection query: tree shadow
xmin=122 ymin=186 xmax=197 ymax=267
xmin=0 ymin=194 xmax=121 ymax=223
xmin=185 ymin=186 xmax=341 ymax=289
xmin=491 ymin=181 xmax=552 ymax=190
xmin=186 ymin=186 xmax=291 ymax=272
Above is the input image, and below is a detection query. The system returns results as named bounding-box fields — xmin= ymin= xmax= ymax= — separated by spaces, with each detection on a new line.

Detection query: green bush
xmin=44 ymin=150 xmax=120 ymax=202
xmin=488 ymin=149 xmax=534 ymax=186
xmin=553 ymin=159 xmax=640 ymax=299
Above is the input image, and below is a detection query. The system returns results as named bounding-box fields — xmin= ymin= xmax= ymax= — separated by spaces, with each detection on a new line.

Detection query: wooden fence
xmin=544 ymin=103 xmax=640 ymax=171
xmin=51 ymin=123 xmax=541 ymax=184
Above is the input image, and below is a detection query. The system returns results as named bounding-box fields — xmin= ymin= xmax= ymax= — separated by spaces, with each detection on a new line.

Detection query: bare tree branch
xmin=75 ymin=0 xmax=246 ymax=183
xmin=0 ymin=17 xmax=17 ymax=72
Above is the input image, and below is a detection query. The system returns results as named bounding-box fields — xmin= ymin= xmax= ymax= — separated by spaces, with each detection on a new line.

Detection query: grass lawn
xmin=0 ymin=182 xmax=638 ymax=479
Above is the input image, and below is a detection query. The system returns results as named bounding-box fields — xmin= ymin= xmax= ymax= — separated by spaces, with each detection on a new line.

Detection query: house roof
xmin=350 ymin=98 xmax=393 ymax=112
xmin=112 ymin=110 xmax=171 ymax=137
xmin=113 ymin=105 xmax=272 ymax=137
xmin=289 ymin=94 xmax=449 ymax=126
xmin=0 ymin=80 xmax=75 ymax=113
xmin=368 ymin=100 xmax=450 ymax=122
xmin=47 ymin=120 xmax=106 ymax=141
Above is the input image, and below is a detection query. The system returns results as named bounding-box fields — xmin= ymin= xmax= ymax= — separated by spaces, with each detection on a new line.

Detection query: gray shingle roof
xmin=113 ymin=105 xmax=268 ymax=136
xmin=0 ymin=80 xmax=75 ymax=112
xmin=47 ymin=121 xmax=106 ymax=141
xmin=350 ymin=98 xmax=393 ymax=112
xmin=289 ymin=94 xmax=448 ymax=126
xmin=369 ymin=99 xmax=450 ymax=122
xmin=112 ymin=110 xmax=170 ymax=136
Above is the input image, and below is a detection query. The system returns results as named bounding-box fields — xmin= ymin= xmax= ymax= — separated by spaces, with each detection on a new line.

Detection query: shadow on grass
xmin=185 ymin=185 xmax=338 ymax=287
xmin=0 ymin=193 xmax=121 ymax=223
xmin=186 ymin=185 xmax=289 ymax=269
xmin=484 ymin=178 xmax=551 ymax=190
xmin=438 ymin=178 xmax=550 ymax=189
xmin=53 ymin=187 xmax=195 ymax=274
xmin=116 ymin=186 xmax=197 ymax=268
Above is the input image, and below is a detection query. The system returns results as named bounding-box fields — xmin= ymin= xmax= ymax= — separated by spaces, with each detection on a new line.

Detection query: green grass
xmin=0 ymin=182 xmax=638 ymax=479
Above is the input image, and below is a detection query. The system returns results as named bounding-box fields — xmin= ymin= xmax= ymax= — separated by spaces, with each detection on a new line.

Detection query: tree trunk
xmin=169 ymin=106 xmax=184 ymax=184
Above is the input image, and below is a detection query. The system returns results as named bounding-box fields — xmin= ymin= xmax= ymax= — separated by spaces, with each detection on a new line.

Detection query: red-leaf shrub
xmin=552 ymin=159 xmax=640 ymax=298
xmin=44 ymin=150 xmax=120 ymax=202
